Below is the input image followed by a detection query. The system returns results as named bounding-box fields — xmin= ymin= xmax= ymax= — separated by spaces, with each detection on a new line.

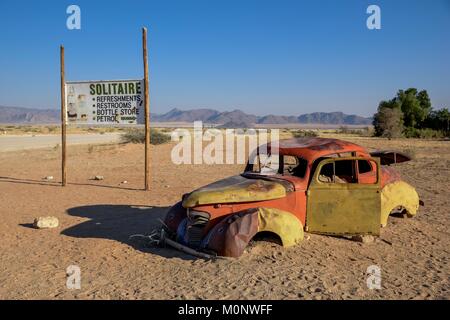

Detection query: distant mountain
xmin=258 ymin=115 xmax=299 ymax=124
xmin=297 ymin=112 xmax=371 ymax=125
xmin=0 ymin=106 xmax=59 ymax=123
xmin=209 ymin=109 xmax=259 ymax=125
xmin=154 ymin=108 xmax=371 ymax=125
xmin=153 ymin=108 xmax=220 ymax=122
xmin=0 ymin=105 xmax=372 ymax=125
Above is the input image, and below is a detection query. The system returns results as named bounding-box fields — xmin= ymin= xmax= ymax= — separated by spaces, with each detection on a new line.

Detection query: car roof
xmin=266 ymin=137 xmax=369 ymax=162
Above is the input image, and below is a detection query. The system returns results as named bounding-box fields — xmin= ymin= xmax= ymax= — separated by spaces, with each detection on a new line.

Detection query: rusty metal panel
xmin=380 ymin=180 xmax=420 ymax=227
xmin=204 ymin=207 xmax=303 ymax=257
xmin=306 ymin=157 xmax=381 ymax=236
xmin=257 ymin=207 xmax=303 ymax=247
xmin=182 ymin=175 xmax=287 ymax=208
xmin=369 ymin=150 xmax=412 ymax=165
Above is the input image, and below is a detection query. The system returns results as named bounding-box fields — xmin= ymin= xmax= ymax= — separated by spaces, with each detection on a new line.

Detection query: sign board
xmin=65 ymin=80 xmax=145 ymax=125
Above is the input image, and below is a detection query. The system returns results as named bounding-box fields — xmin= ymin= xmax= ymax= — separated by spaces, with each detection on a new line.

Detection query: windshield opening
xmin=245 ymin=154 xmax=307 ymax=178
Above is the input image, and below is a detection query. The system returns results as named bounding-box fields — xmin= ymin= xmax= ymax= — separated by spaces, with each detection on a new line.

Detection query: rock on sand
xmin=33 ymin=216 xmax=59 ymax=229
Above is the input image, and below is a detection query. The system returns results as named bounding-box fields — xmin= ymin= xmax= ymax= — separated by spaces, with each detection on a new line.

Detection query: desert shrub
xmin=292 ymin=130 xmax=318 ymax=138
xmin=336 ymin=126 xmax=368 ymax=135
xmin=357 ymin=126 xmax=373 ymax=137
xmin=121 ymin=128 xmax=171 ymax=145
xmin=373 ymin=107 xmax=404 ymax=138
xmin=403 ymin=127 xmax=444 ymax=139
xmin=24 ymin=127 xmax=41 ymax=133
xmin=337 ymin=126 xmax=351 ymax=134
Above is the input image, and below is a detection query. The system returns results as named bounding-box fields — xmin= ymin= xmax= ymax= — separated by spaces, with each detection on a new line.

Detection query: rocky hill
xmin=0 ymin=106 xmax=60 ymax=124
xmin=1 ymin=106 xmax=372 ymax=125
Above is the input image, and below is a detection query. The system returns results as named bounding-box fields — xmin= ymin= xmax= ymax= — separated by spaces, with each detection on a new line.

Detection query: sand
xmin=0 ymin=136 xmax=448 ymax=299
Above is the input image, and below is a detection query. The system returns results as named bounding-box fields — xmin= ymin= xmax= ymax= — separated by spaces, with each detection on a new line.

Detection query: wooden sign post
xmin=59 ymin=27 xmax=150 ymax=190
xmin=142 ymin=27 xmax=150 ymax=191
xmin=60 ymin=45 xmax=67 ymax=187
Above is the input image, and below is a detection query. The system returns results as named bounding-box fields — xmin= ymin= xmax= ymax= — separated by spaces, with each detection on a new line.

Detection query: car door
xmin=306 ymin=157 xmax=381 ymax=236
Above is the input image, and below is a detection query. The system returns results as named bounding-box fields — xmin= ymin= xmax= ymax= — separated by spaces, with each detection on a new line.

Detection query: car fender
xmin=381 ymin=181 xmax=420 ymax=227
xmin=204 ymin=207 xmax=304 ymax=257
xmin=164 ymin=201 xmax=187 ymax=234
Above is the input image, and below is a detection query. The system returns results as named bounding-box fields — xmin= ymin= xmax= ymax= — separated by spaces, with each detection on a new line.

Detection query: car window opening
xmin=318 ymin=160 xmax=358 ymax=183
xmin=245 ymin=154 xmax=307 ymax=178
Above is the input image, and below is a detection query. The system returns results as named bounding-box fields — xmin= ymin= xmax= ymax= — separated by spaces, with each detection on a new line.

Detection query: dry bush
xmin=121 ymin=128 xmax=171 ymax=145
xmin=292 ymin=130 xmax=318 ymax=138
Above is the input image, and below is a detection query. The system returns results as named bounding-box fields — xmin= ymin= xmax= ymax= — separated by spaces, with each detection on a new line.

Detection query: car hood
xmin=182 ymin=175 xmax=290 ymax=208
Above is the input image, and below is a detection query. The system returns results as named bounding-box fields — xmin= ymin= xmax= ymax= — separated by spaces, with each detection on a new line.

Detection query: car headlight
xmin=187 ymin=209 xmax=210 ymax=224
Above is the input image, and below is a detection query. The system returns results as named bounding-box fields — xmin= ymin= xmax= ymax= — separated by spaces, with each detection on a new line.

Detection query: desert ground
xmin=0 ymin=133 xmax=122 ymax=152
xmin=0 ymin=132 xmax=448 ymax=299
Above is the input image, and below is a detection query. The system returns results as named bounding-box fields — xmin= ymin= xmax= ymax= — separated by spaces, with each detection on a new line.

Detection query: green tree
xmin=378 ymin=98 xmax=400 ymax=110
xmin=417 ymin=90 xmax=432 ymax=116
xmin=440 ymin=108 xmax=450 ymax=132
xmin=426 ymin=108 xmax=450 ymax=132
xmin=373 ymin=106 xmax=404 ymax=138
xmin=396 ymin=88 xmax=431 ymax=128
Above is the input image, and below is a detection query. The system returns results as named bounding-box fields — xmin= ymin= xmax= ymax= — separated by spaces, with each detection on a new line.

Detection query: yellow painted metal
xmin=257 ymin=207 xmax=304 ymax=246
xmin=306 ymin=157 xmax=381 ymax=235
xmin=182 ymin=176 xmax=286 ymax=208
xmin=380 ymin=181 xmax=420 ymax=227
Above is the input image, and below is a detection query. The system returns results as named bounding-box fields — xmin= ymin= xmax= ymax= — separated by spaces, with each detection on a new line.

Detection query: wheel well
xmin=389 ymin=206 xmax=412 ymax=218
xmin=389 ymin=205 xmax=406 ymax=214
xmin=251 ymin=231 xmax=283 ymax=246
xmin=381 ymin=181 xmax=420 ymax=227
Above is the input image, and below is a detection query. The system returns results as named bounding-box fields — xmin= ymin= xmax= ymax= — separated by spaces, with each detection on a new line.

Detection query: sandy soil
xmin=0 ymin=136 xmax=448 ymax=299
xmin=0 ymin=133 xmax=122 ymax=152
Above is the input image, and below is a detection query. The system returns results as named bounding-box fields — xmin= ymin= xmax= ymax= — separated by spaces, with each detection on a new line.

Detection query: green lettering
xmin=118 ymin=83 xmax=124 ymax=94
xmin=129 ymin=83 xmax=135 ymax=94
xmin=89 ymin=84 xmax=95 ymax=95
xmin=136 ymin=82 xmax=142 ymax=94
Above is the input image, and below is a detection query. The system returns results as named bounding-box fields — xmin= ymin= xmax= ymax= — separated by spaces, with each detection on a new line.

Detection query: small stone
xmin=121 ymin=180 xmax=128 ymax=184
xmin=305 ymin=235 xmax=311 ymax=240
xmin=43 ymin=176 xmax=54 ymax=181
xmin=351 ymin=234 xmax=375 ymax=244
xmin=33 ymin=216 xmax=59 ymax=229
xmin=93 ymin=175 xmax=104 ymax=180
xmin=164 ymin=185 xmax=170 ymax=188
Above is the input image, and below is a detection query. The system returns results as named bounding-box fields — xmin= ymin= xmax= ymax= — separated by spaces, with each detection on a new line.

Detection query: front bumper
xmin=158 ymin=228 xmax=218 ymax=259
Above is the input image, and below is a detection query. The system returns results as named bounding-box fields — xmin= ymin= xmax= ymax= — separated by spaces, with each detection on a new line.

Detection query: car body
xmin=164 ymin=137 xmax=421 ymax=258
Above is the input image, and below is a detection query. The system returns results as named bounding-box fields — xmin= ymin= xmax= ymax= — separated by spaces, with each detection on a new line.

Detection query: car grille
xmin=186 ymin=211 xmax=210 ymax=248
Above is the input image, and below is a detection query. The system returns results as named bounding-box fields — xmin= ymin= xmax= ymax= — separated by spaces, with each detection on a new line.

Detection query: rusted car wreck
xmin=163 ymin=137 xmax=422 ymax=258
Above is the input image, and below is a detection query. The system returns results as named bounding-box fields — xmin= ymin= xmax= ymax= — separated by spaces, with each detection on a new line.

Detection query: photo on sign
xmin=65 ymin=80 xmax=145 ymax=125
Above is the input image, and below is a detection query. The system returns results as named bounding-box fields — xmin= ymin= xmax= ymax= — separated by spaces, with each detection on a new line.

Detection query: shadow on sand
xmin=0 ymin=176 xmax=61 ymax=187
xmin=0 ymin=176 xmax=141 ymax=191
xmin=62 ymin=204 xmax=195 ymax=260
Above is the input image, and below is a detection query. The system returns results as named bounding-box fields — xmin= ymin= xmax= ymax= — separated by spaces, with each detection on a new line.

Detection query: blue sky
xmin=0 ymin=0 xmax=449 ymax=117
